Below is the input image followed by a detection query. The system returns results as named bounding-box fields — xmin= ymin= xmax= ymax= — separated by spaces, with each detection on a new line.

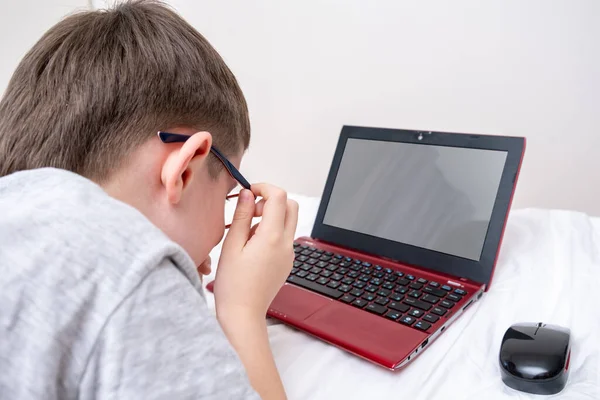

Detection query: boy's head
xmin=0 ymin=0 xmax=250 ymax=266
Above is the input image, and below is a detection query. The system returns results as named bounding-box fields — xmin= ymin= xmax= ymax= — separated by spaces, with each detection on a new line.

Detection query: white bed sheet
xmin=204 ymin=195 xmax=600 ymax=400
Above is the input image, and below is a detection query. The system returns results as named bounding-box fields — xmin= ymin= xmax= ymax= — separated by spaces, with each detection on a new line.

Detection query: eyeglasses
xmin=157 ymin=131 xmax=252 ymax=228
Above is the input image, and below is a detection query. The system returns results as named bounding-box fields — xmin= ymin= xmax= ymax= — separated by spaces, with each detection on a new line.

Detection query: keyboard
xmin=290 ymin=243 xmax=468 ymax=333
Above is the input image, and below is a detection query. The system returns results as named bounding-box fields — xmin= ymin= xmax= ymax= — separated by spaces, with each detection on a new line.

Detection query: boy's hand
xmin=214 ymin=184 xmax=299 ymax=324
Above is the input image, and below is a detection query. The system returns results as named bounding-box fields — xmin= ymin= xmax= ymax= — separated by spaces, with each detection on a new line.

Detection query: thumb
xmin=222 ymin=189 xmax=255 ymax=251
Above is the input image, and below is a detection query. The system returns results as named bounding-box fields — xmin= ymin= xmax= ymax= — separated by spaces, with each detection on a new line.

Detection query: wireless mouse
xmin=499 ymin=322 xmax=571 ymax=395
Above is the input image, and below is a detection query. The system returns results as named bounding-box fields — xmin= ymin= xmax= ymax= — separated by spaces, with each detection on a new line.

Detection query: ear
xmin=161 ymin=131 xmax=212 ymax=205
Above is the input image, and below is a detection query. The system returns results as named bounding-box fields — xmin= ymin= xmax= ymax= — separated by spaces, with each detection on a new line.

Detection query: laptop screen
xmin=322 ymin=138 xmax=508 ymax=261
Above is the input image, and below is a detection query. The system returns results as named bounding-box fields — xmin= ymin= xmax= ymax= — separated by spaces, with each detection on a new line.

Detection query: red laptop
xmin=267 ymin=125 xmax=525 ymax=370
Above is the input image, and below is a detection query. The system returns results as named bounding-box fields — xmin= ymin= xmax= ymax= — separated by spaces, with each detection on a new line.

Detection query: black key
xmin=455 ymin=289 xmax=467 ymax=296
xmin=441 ymin=285 xmax=452 ymax=291
xmin=317 ymin=261 xmax=328 ymax=268
xmin=385 ymin=311 xmax=401 ymax=321
xmin=373 ymin=272 xmax=384 ymax=279
xmin=397 ymin=278 xmax=410 ymax=286
xmin=370 ymin=278 xmax=383 ymax=286
xmin=345 ymin=257 xmax=352 ymax=262
xmin=388 ymin=301 xmax=410 ymax=313
xmin=403 ymin=297 xmax=432 ymax=311
xmin=395 ymin=271 xmax=405 ymax=277
xmin=390 ymin=293 xmax=404 ymax=302
xmin=406 ymin=275 xmax=415 ymax=281
xmin=319 ymin=255 xmax=332 ymax=262
xmin=423 ymin=314 xmax=440 ymax=323
xmin=350 ymin=264 xmax=362 ymax=271
xmin=408 ymin=290 xmax=421 ymax=298
xmin=300 ymin=263 xmax=312 ymax=271
xmin=314 ymin=249 xmax=324 ymax=254
xmin=362 ymin=293 xmax=376 ymax=301
xmin=353 ymin=281 xmax=366 ymax=289
xmin=300 ymin=245 xmax=308 ymax=249
xmin=337 ymin=267 xmax=349 ymax=275
xmin=359 ymin=274 xmax=370 ymax=282
xmin=375 ymin=297 xmax=389 ymax=306
xmin=409 ymin=309 xmax=424 ymax=318
xmin=417 ymin=278 xmax=428 ymax=284
xmin=296 ymin=270 xmax=309 ymax=278
xmin=327 ymin=280 xmax=341 ymax=289
xmin=377 ymin=289 xmax=391 ymax=297
xmin=297 ymin=255 xmax=309 ymax=262
xmin=325 ymin=251 xmax=333 ymax=256
xmin=309 ymin=247 xmax=317 ymax=251
xmin=310 ymin=267 xmax=323 ymax=274
xmin=286 ymin=276 xmax=343 ymax=299
xmin=422 ymin=294 xmax=440 ymax=304
xmin=350 ymin=288 xmax=364 ymax=297
xmin=399 ymin=315 xmax=416 ymax=326
xmin=316 ymin=277 xmax=329 ymax=285
xmin=361 ymin=267 xmax=371 ymax=274
xmin=432 ymin=306 xmax=447 ymax=316
xmin=341 ymin=294 xmax=355 ymax=303
xmin=424 ymin=286 xmax=447 ymax=297
xmin=326 ymin=264 xmax=338 ymax=272
xmin=291 ymin=268 xmax=299 ymax=275
xmin=410 ymin=282 xmax=423 ymax=290
xmin=348 ymin=271 xmax=360 ymax=278
xmin=384 ymin=268 xmax=393 ymax=274
xmin=365 ymin=285 xmax=378 ymax=293
xmin=306 ymin=274 xmax=319 ymax=281
xmin=447 ymin=294 xmax=462 ymax=302
xmin=414 ymin=321 xmax=431 ymax=331
xmin=339 ymin=284 xmax=352 ymax=293
xmin=342 ymin=277 xmax=354 ymax=285
xmin=293 ymin=261 xmax=303 ymax=268
xmin=320 ymin=270 xmax=333 ymax=278
xmin=330 ymin=258 xmax=341 ymax=265
xmin=395 ymin=285 xmax=409 ymax=294
xmin=331 ymin=273 xmax=344 ymax=281
xmin=382 ymin=282 xmax=395 ymax=290
xmin=384 ymin=274 xmax=397 ymax=282
xmin=429 ymin=281 xmax=440 ymax=288
xmin=365 ymin=303 xmax=387 ymax=315
xmin=352 ymin=298 xmax=368 ymax=308
xmin=307 ymin=259 xmax=318 ymax=265
xmin=293 ymin=242 xmax=300 ymax=247
xmin=294 ymin=247 xmax=303 ymax=254
xmin=339 ymin=261 xmax=351 ymax=268
xmin=353 ymin=259 xmax=362 ymax=265
xmin=335 ymin=254 xmax=343 ymax=259
xmin=362 ymin=262 xmax=372 ymax=267
xmin=375 ymin=265 xmax=383 ymax=271
xmin=301 ymin=249 xmax=312 ymax=256
xmin=440 ymin=300 xmax=455 ymax=309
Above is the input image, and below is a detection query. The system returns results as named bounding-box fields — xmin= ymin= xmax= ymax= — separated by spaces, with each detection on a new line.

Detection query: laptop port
xmin=421 ymin=339 xmax=429 ymax=349
xmin=463 ymin=300 xmax=474 ymax=311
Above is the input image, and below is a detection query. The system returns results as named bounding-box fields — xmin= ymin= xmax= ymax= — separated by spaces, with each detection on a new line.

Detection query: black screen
xmin=322 ymin=138 xmax=508 ymax=261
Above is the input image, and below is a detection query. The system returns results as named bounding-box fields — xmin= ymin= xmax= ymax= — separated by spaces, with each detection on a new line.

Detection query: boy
xmin=0 ymin=1 xmax=297 ymax=399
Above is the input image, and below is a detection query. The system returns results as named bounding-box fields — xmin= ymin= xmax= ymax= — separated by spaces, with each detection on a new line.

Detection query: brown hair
xmin=0 ymin=0 xmax=250 ymax=181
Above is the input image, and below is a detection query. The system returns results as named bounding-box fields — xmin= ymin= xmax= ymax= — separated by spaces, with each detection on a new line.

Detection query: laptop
xmin=267 ymin=125 xmax=525 ymax=370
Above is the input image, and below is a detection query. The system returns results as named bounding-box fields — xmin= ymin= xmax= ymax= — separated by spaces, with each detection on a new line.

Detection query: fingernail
xmin=240 ymin=189 xmax=252 ymax=202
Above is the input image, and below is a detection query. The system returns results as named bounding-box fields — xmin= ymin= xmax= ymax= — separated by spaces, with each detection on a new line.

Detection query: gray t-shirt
xmin=0 ymin=168 xmax=259 ymax=400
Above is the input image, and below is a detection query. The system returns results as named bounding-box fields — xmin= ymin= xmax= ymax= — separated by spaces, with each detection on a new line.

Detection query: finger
xmin=250 ymin=183 xmax=287 ymax=232
xmin=222 ymin=189 xmax=255 ymax=251
xmin=283 ymin=199 xmax=299 ymax=242
xmin=254 ymin=199 xmax=266 ymax=217
xmin=197 ymin=257 xmax=212 ymax=275
xmin=248 ymin=222 xmax=260 ymax=241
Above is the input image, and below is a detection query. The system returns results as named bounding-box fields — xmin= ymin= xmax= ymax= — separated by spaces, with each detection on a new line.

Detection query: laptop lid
xmin=311 ymin=126 xmax=525 ymax=286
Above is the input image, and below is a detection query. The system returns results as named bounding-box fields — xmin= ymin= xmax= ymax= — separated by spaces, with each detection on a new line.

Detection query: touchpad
xmin=269 ymin=284 xmax=332 ymax=321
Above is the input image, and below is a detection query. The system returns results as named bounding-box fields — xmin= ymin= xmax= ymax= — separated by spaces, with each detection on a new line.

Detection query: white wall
xmin=0 ymin=0 xmax=90 ymax=94
xmin=4 ymin=1 xmax=599 ymax=216
xmin=166 ymin=0 xmax=599 ymax=216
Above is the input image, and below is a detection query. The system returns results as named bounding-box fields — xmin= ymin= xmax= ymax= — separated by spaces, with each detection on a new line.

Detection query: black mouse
xmin=499 ymin=322 xmax=571 ymax=395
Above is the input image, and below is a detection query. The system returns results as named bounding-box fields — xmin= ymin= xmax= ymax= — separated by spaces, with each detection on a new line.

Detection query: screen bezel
xmin=311 ymin=125 xmax=525 ymax=285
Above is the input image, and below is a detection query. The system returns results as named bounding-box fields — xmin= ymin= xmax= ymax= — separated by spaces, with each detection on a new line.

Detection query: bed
xmin=204 ymin=194 xmax=600 ymax=400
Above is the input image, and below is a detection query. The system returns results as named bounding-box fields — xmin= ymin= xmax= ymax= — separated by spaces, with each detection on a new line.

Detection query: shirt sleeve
xmin=79 ymin=259 xmax=260 ymax=400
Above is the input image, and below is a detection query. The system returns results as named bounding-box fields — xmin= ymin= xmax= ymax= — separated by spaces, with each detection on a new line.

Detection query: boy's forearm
xmin=219 ymin=313 xmax=286 ymax=400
